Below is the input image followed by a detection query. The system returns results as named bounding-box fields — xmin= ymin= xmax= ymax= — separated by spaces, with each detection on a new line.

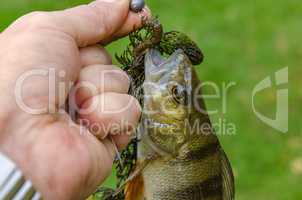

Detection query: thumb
xmin=51 ymin=0 xmax=149 ymax=47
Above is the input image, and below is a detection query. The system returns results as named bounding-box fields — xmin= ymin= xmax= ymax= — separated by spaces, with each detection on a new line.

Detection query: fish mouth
xmin=144 ymin=118 xmax=177 ymax=129
xmin=141 ymin=118 xmax=181 ymax=157
xmin=143 ymin=48 xmax=193 ymax=113
xmin=144 ymin=48 xmax=187 ymax=79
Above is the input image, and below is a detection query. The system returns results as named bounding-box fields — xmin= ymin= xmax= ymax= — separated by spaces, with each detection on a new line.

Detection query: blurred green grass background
xmin=0 ymin=0 xmax=301 ymax=199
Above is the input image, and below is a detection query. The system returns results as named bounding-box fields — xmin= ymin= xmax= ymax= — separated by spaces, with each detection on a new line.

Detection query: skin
xmin=0 ymin=0 xmax=151 ymax=199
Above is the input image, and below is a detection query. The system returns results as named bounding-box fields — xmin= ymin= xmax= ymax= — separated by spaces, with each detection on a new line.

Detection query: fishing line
xmin=110 ymin=136 xmax=124 ymax=169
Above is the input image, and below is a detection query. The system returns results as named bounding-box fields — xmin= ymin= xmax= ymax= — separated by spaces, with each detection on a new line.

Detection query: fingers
xmin=80 ymin=45 xmax=112 ymax=66
xmin=79 ymin=93 xmax=141 ymax=149
xmin=51 ymin=0 xmax=151 ymax=47
xmin=113 ymin=6 xmax=152 ymax=39
xmin=74 ymin=62 xmax=139 ymax=150
xmin=75 ymin=64 xmax=130 ymax=106
xmin=111 ymin=133 xmax=132 ymax=150
xmin=101 ymin=6 xmax=152 ymax=45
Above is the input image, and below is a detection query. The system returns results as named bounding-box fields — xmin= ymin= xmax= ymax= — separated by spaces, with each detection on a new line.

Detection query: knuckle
xmin=21 ymin=11 xmax=53 ymax=29
xmin=88 ymin=4 xmax=115 ymax=35
xmin=127 ymin=95 xmax=141 ymax=117
xmin=114 ymin=69 xmax=130 ymax=85
xmin=98 ymin=47 xmax=112 ymax=64
xmin=105 ymin=66 xmax=130 ymax=85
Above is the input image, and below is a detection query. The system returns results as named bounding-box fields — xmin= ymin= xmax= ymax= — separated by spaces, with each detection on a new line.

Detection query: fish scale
xmin=127 ymin=48 xmax=235 ymax=200
xmin=143 ymin=154 xmax=222 ymax=200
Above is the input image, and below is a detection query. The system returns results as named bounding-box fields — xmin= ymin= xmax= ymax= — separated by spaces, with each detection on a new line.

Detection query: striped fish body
xmin=126 ymin=48 xmax=234 ymax=200
xmin=142 ymin=135 xmax=223 ymax=200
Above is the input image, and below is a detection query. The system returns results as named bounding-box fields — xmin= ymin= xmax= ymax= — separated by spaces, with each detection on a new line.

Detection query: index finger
xmin=52 ymin=0 xmax=151 ymax=47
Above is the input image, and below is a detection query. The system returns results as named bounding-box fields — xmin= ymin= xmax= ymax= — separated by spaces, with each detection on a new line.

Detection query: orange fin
xmin=114 ymin=154 xmax=156 ymax=200
xmin=125 ymin=173 xmax=145 ymax=200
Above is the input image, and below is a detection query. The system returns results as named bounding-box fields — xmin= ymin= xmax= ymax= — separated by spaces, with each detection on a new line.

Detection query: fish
xmin=124 ymin=48 xmax=235 ymax=200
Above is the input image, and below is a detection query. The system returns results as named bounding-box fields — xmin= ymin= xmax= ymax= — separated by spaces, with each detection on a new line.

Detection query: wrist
xmin=0 ymin=112 xmax=57 ymax=200
xmin=0 ymin=111 xmax=87 ymax=200
xmin=0 ymin=111 xmax=38 ymax=174
xmin=0 ymin=150 xmax=41 ymax=199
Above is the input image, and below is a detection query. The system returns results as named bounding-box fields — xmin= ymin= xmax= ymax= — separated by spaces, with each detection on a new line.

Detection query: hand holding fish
xmin=0 ymin=0 xmax=150 ymax=199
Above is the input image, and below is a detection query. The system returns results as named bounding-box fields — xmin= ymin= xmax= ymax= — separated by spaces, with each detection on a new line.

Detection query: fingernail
xmin=138 ymin=6 xmax=151 ymax=20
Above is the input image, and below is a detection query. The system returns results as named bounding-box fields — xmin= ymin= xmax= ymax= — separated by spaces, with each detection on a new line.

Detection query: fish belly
xmin=142 ymin=152 xmax=222 ymax=200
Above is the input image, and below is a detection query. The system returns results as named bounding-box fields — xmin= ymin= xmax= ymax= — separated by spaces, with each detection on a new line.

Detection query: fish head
xmin=143 ymin=48 xmax=193 ymax=156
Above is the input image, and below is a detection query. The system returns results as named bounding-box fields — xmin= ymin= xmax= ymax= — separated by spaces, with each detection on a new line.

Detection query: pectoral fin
xmin=114 ymin=154 xmax=156 ymax=200
xmin=125 ymin=173 xmax=145 ymax=200
xmin=123 ymin=157 xmax=155 ymax=200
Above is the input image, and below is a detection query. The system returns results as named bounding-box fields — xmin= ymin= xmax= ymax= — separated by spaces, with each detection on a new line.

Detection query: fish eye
xmin=171 ymin=84 xmax=188 ymax=105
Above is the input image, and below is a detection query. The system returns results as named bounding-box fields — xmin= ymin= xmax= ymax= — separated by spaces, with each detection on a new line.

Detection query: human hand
xmin=0 ymin=0 xmax=150 ymax=199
